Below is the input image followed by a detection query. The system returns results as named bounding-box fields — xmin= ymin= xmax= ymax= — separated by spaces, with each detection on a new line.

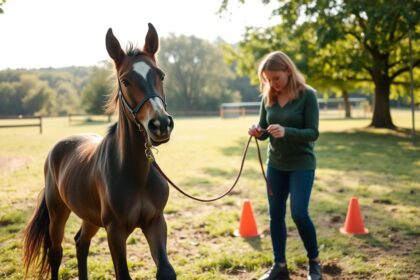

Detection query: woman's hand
xmin=267 ymin=124 xmax=285 ymax=138
xmin=248 ymin=124 xmax=264 ymax=138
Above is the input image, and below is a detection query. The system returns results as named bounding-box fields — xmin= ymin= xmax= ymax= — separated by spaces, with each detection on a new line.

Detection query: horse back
xmin=46 ymin=133 xmax=101 ymax=172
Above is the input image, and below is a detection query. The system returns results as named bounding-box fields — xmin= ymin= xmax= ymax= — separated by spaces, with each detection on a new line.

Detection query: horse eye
xmin=121 ymin=79 xmax=130 ymax=87
xmin=155 ymin=69 xmax=165 ymax=81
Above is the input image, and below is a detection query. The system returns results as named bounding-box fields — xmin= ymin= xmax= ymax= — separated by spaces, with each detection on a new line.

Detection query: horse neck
xmin=115 ymin=107 xmax=149 ymax=168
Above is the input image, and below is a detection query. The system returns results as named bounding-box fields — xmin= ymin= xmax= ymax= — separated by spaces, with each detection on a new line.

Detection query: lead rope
xmin=146 ymin=135 xmax=272 ymax=202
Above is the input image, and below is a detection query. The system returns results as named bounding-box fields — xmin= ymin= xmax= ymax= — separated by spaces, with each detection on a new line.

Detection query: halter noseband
xmin=118 ymin=89 xmax=166 ymax=116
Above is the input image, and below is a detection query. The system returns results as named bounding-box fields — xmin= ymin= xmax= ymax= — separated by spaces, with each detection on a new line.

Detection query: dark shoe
xmin=259 ymin=263 xmax=290 ymax=280
xmin=307 ymin=259 xmax=322 ymax=280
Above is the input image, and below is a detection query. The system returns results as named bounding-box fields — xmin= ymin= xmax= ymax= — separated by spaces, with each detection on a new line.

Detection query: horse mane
xmin=106 ymin=122 xmax=118 ymax=136
xmin=105 ymin=43 xmax=146 ymax=114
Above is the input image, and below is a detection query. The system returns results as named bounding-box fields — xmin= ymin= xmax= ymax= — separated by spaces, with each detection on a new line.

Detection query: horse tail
xmin=23 ymin=189 xmax=51 ymax=279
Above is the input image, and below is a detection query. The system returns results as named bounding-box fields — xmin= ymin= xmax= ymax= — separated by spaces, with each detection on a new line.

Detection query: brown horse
xmin=23 ymin=23 xmax=176 ymax=280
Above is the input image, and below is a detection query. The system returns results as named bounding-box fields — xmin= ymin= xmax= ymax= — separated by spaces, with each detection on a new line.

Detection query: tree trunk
xmin=369 ymin=77 xmax=395 ymax=128
xmin=342 ymin=89 xmax=351 ymax=118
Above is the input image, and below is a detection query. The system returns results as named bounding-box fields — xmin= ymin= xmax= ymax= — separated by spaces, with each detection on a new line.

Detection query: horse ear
xmin=143 ymin=23 xmax=159 ymax=59
xmin=106 ymin=28 xmax=125 ymax=67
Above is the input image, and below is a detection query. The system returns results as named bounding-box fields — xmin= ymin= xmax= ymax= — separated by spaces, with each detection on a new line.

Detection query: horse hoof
xmin=156 ymin=267 xmax=176 ymax=280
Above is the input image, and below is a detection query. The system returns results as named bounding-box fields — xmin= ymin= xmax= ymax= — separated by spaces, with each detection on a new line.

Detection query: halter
xmin=117 ymin=69 xmax=169 ymax=162
xmin=117 ymin=64 xmax=167 ymax=133
xmin=117 ymin=59 xmax=167 ymax=117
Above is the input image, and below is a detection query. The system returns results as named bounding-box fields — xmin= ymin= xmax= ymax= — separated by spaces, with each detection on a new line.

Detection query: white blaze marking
xmin=133 ymin=61 xmax=151 ymax=79
xmin=149 ymin=97 xmax=165 ymax=111
xmin=133 ymin=62 xmax=166 ymax=131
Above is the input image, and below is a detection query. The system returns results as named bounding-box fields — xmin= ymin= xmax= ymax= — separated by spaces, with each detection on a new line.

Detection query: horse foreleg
xmin=74 ymin=221 xmax=99 ymax=280
xmin=142 ymin=215 xmax=176 ymax=280
xmin=106 ymin=224 xmax=131 ymax=280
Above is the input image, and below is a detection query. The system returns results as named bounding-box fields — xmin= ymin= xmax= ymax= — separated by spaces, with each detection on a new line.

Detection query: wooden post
xmin=39 ymin=116 xmax=43 ymax=134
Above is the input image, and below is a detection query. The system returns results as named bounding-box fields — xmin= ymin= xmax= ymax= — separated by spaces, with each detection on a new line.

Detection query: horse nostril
xmin=152 ymin=119 xmax=160 ymax=128
xmin=148 ymin=119 xmax=161 ymax=135
xmin=149 ymin=116 xmax=173 ymax=137
xmin=168 ymin=116 xmax=174 ymax=130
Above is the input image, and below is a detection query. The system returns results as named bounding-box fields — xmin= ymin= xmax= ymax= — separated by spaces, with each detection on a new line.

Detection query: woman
xmin=248 ymin=51 xmax=322 ymax=280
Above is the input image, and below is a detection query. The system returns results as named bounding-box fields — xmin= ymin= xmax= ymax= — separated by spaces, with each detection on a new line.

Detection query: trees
xmin=0 ymin=35 xmax=255 ymax=116
xmin=81 ymin=66 xmax=113 ymax=115
xmin=221 ymin=0 xmax=419 ymax=128
xmin=0 ymin=0 xmax=6 ymax=14
xmin=0 ymin=73 xmax=55 ymax=116
xmin=158 ymin=35 xmax=240 ymax=112
xmin=0 ymin=67 xmax=90 ymax=116
xmin=0 ymin=83 xmax=19 ymax=115
xmin=39 ymin=68 xmax=88 ymax=115
xmin=20 ymin=74 xmax=56 ymax=116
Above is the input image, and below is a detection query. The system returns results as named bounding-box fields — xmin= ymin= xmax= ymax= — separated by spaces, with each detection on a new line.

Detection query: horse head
xmin=106 ymin=23 xmax=174 ymax=146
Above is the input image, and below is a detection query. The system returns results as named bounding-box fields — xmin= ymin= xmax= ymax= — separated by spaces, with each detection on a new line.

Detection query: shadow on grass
xmin=316 ymin=130 xmax=418 ymax=175
xmin=220 ymin=130 xmax=419 ymax=204
xmin=353 ymin=232 xmax=392 ymax=250
xmin=219 ymin=131 xmax=418 ymax=176
xmin=242 ymin=236 xmax=263 ymax=251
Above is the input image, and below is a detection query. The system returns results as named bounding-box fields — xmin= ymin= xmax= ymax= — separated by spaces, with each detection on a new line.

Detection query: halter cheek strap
xmin=118 ymin=90 xmax=167 ymax=134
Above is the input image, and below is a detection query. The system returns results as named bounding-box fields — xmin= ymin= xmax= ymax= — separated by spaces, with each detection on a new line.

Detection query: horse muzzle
xmin=147 ymin=114 xmax=174 ymax=145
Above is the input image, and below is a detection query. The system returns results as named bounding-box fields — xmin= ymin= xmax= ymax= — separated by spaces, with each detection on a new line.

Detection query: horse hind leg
xmin=47 ymin=204 xmax=70 ymax=280
xmin=74 ymin=221 xmax=99 ymax=280
xmin=45 ymin=175 xmax=71 ymax=280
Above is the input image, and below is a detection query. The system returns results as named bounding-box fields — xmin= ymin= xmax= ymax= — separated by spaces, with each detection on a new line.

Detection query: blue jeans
xmin=266 ymin=166 xmax=319 ymax=263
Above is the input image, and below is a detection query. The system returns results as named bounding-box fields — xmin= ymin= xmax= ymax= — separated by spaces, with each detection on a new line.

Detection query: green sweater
xmin=258 ymin=87 xmax=319 ymax=171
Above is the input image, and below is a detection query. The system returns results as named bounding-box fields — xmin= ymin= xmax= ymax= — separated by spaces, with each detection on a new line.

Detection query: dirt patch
xmin=322 ymin=261 xmax=342 ymax=275
xmin=0 ymin=156 xmax=31 ymax=174
xmin=313 ymin=209 xmax=420 ymax=279
xmin=0 ymin=220 xmax=14 ymax=227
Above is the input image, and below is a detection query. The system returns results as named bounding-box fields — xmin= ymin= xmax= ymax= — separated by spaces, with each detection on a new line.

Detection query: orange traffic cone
xmin=234 ymin=199 xmax=260 ymax=237
xmin=340 ymin=197 xmax=369 ymax=235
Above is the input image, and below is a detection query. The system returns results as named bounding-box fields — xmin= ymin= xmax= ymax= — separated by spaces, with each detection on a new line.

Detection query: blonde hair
xmin=258 ymin=51 xmax=306 ymax=106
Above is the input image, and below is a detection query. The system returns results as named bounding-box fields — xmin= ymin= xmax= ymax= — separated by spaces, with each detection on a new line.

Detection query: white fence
xmin=220 ymin=98 xmax=371 ymax=119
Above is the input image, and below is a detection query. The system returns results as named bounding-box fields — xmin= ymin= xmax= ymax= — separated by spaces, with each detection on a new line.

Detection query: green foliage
xmin=222 ymin=0 xmax=420 ymax=128
xmin=0 ymin=36 xmax=258 ymax=117
xmin=0 ymin=67 xmax=91 ymax=116
xmin=0 ymin=73 xmax=55 ymax=116
xmin=158 ymin=35 xmax=240 ymax=112
xmin=0 ymin=82 xmax=20 ymax=115
xmin=276 ymin=0 xmax=420 ymax=83
xmin=20 ymin=74 xmax=56 ymax=115
xmin=81 ymin=66 xmax=113 ymax=115
xmin=0 ymin=0 xmax=6 ymax=14
xmin=227 ymin=75 xmax=259 ymax=102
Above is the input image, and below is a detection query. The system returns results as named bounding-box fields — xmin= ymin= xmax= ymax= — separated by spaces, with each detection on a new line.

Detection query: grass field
xmin=0 ymin=110 xmax=419 ymax=279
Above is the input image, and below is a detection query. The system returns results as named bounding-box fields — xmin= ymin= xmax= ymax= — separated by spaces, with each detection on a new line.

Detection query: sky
xmin=0 ymin=0 xmax=278 ymax=70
